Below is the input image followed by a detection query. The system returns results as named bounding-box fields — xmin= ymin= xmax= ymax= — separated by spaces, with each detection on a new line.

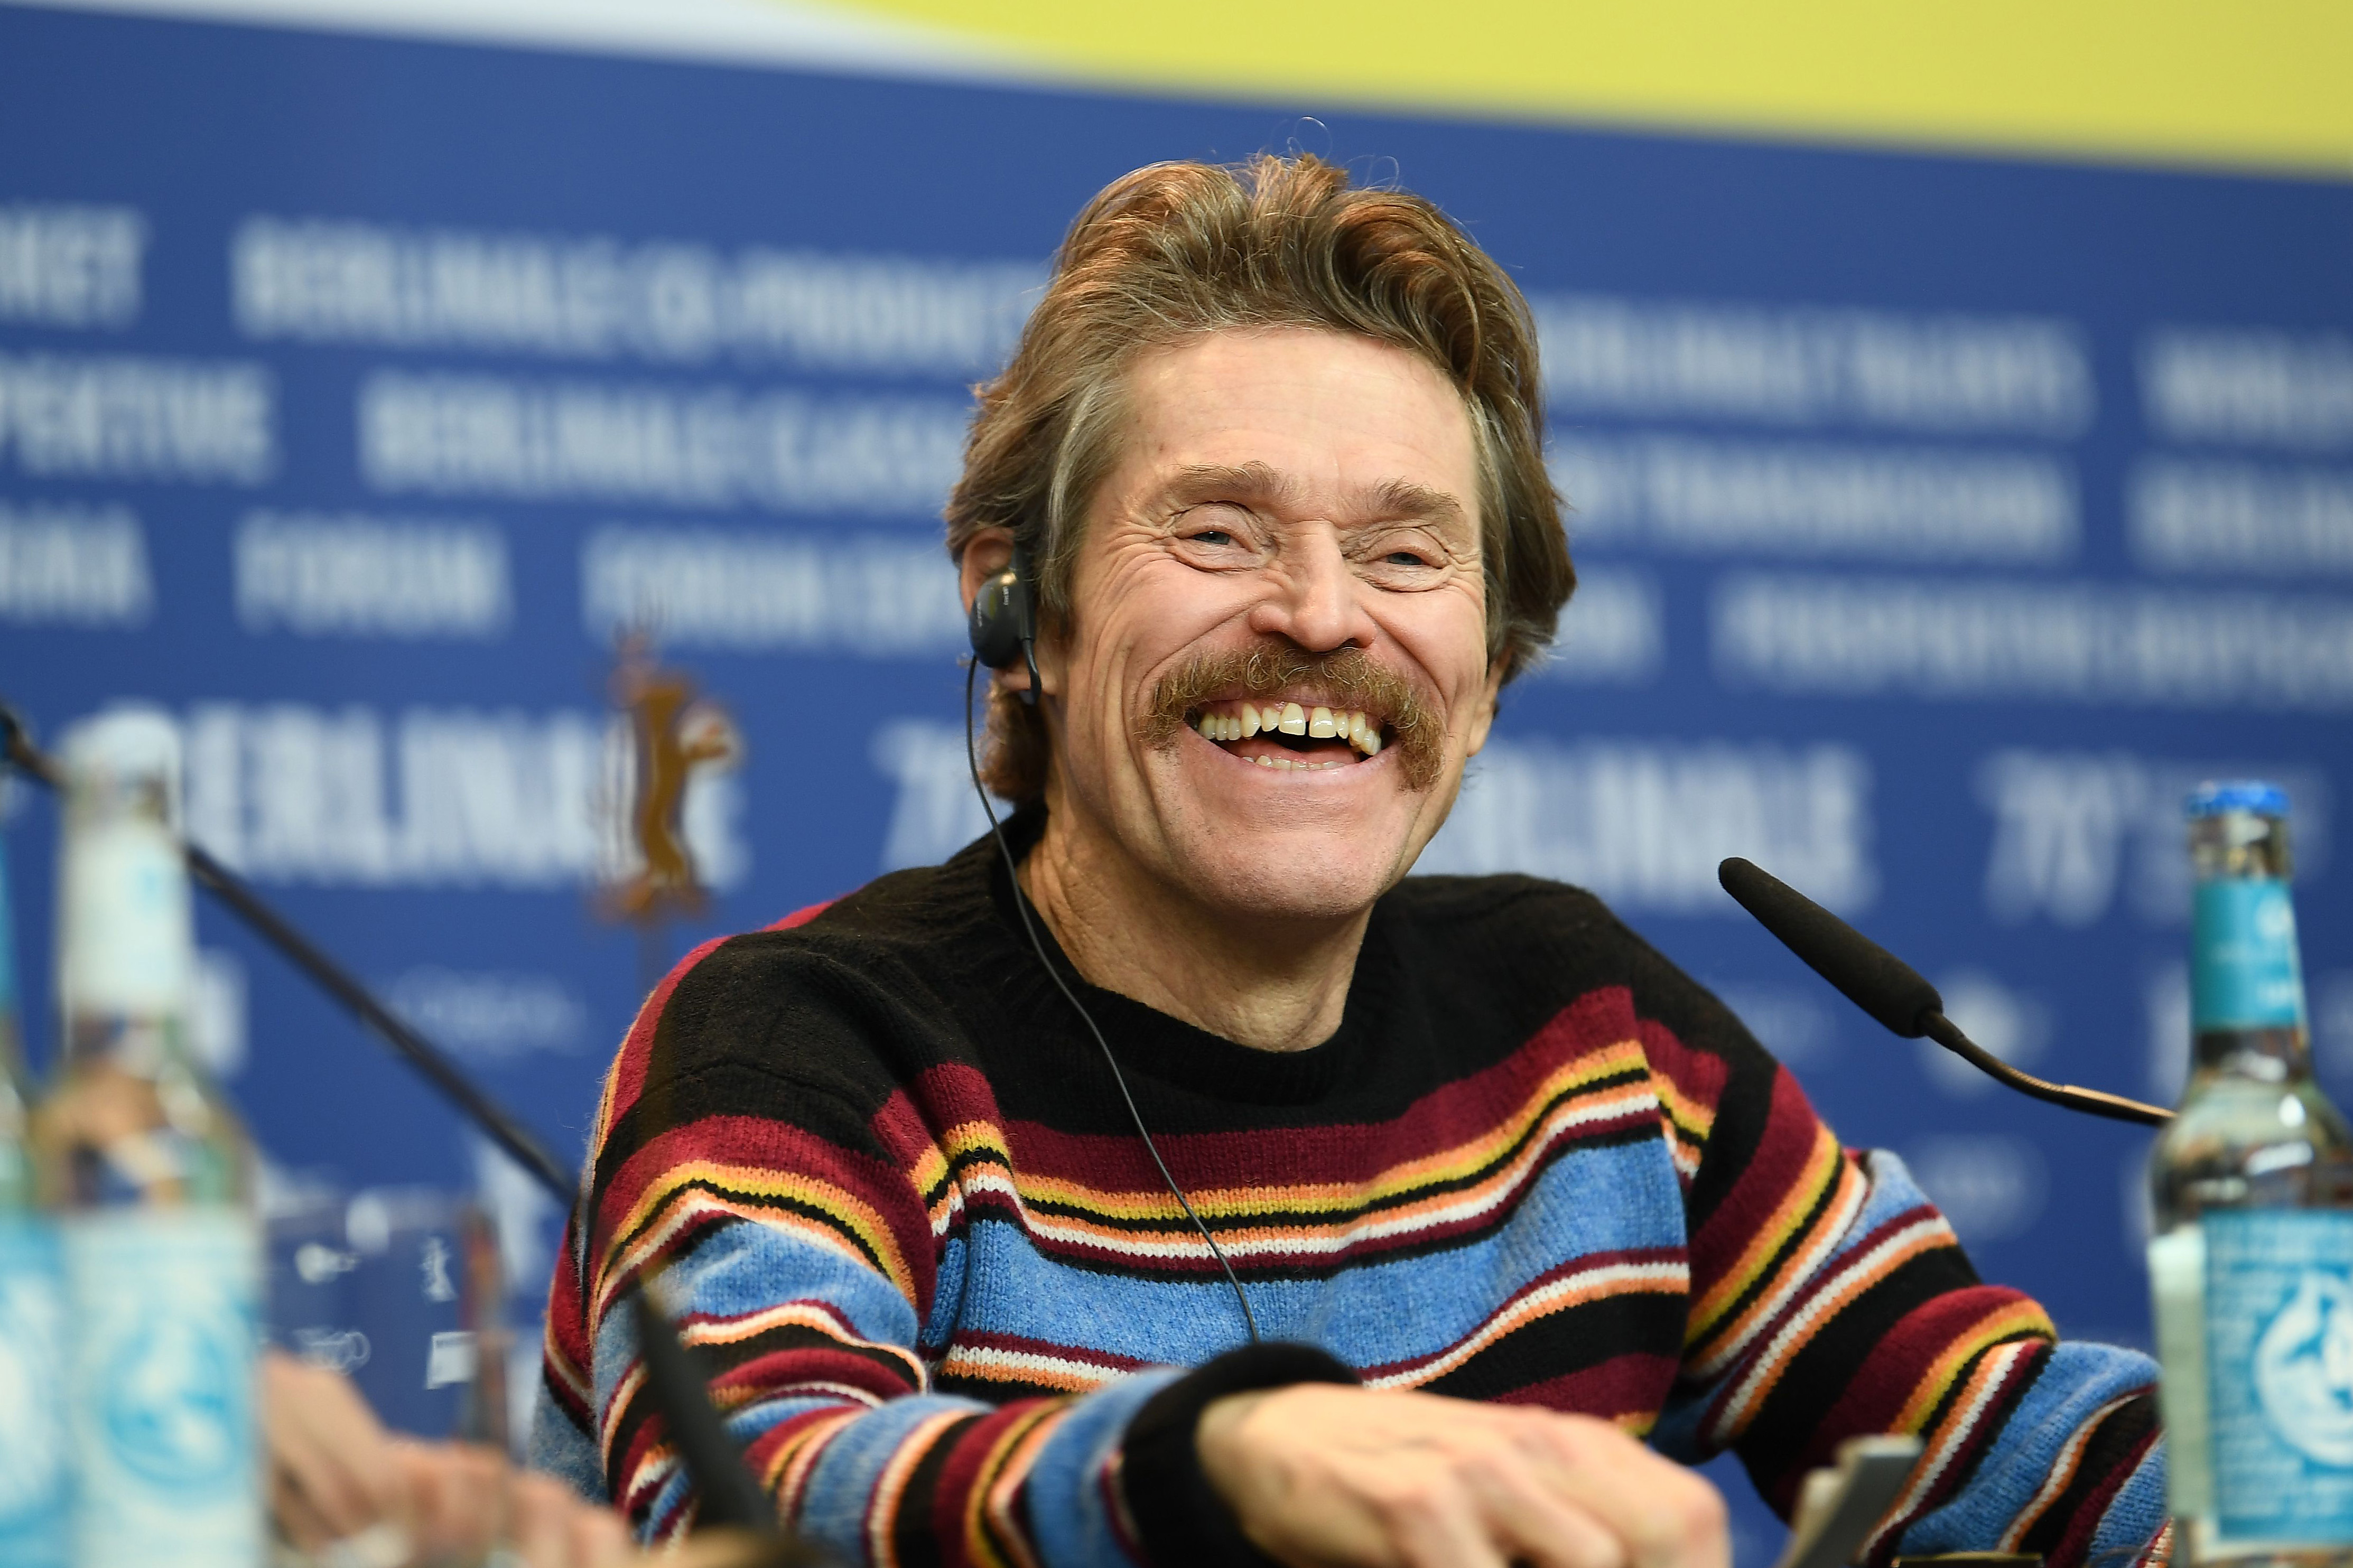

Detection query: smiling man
xmin=534 ymin=156 xmax=2168 ymax=1568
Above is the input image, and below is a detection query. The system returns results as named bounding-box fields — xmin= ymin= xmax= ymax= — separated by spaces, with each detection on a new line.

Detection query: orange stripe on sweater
xmin=1861 ymin=1338 xmax=2046 ymax=1562
xmin=962 ymin=1404 xmax=1060 ymax=1568
xmin=1710 ymin=1213 xmax=1958 ymax=1439
xmin=1689 ymin=1125 xmax=1854 ymax=1350
xmin=1894 ymin=1298 xmax=2054 ymax=1435
xmin=981 ymin=1408 xmax=1063 ymax=1568
xmin=867 ymin=1410 xmax=971 ymax=1568
xmin=1998 ymin=1390 xmax=2145 ymax=1552
xmin=959 ymin=1046 xmax=1657 ymax=1224
xmin=595 ymin=1163 xmax=916 ymax=1310
xmin=770 ymin=1408 xmax=860 ymax=1527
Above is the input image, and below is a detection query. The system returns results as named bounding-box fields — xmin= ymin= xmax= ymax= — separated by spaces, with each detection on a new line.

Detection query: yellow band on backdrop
xmin=829 ymin=0 xmax=2353 ymax=179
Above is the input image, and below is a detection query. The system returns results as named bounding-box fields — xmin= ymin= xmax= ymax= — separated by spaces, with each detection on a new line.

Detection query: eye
xmin=1189 ymin=528 xmax=1236 ymax=548
xmin=1385 ymin=548 xmax=1433 ymax=567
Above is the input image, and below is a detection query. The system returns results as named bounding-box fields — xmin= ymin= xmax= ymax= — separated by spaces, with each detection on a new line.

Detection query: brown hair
xmin=947 ymin=152 xmax=1574 ymax=799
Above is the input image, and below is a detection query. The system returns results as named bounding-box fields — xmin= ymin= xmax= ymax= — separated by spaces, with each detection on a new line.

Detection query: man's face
xmin=1040 ymin=326 xmax=1502 ymax=926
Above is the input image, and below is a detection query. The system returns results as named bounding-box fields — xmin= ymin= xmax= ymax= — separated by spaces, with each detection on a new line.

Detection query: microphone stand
xmin=1 ymin=698 xmax=811 ymax=1557
xmin=1916 ymin=1010 xmax=2170 ymax=1127
xmin=1717 ymin=856 xmax=2172 ymax=1127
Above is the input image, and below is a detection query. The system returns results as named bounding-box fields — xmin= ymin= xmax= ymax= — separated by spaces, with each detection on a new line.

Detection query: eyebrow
xmin=1161 ymin=462 xmax=1470 ymax=530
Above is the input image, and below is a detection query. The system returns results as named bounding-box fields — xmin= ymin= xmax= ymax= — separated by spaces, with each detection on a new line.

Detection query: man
xmin=533 ymin=154 xmax=2168 ymax=1568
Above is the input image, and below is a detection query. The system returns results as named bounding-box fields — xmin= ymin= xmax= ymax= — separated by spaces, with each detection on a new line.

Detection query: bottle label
xmin=2147 ymin=1226 xmax=2214 ymax=1520
xmin=2192 ymin=879 xmax=2307 ymax=1031
xmin=59 ymin=823 xmax=191 ymax=1019
xmin=63 ymin=1209 xmax=261 ymax=1568
xmin=2204 ymin=1209 xmax=2353 ymax=1543
xmin=0 ymin=1218 xmax=70 ymax=1568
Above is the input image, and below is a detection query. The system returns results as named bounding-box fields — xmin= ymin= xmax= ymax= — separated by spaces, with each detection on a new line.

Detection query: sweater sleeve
xmin=1630 ymin=958 xmax=2167 ymax=1568
xmin=527 ymin=932 xmax=1184 ymax=1566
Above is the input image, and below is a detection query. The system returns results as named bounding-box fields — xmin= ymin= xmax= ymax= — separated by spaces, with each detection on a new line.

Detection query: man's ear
xmin=960 ymin=528 xmax=1047 ymax=699
xmin=1463 ymin=657 xmax=1508 ymax=758
xmin=959 ymin=528 xmax=1017 ymax=617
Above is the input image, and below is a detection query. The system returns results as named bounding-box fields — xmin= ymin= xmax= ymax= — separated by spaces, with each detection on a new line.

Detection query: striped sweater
xmin=532 ymin=816 xmax=2169 ymax=1567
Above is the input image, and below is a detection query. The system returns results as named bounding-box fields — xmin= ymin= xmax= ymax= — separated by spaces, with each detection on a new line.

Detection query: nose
xmin=1248 ymin=528 xmax=1378 ymax=654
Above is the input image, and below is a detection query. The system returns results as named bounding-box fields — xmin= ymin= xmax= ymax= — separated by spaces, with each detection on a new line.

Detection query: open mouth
xmin=1188 ymin=699 xmax=1387 ymax=772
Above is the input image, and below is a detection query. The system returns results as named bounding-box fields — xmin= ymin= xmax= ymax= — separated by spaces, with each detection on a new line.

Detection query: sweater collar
xmin=960 ymin=805 xmax=1390 ymax=1108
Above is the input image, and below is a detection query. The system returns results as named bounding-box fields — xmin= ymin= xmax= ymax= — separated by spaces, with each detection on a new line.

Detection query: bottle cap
xmin=61 ymin=705 xmax=182 ymax=829
xmin=2185 ymin=779 xmax=2287 ymax=820
xmin=63 ymin=705 xmax=180 ymax=782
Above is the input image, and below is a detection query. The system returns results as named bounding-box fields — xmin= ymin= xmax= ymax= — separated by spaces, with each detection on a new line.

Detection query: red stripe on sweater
xmin=1686 ymin=1063 xmax=1836 ymax=1319
xmin=901 ymin=987 xmax=1659 ymax=1200
xmin=711 ymin=1346 xmax=916 ymax=1407
xmin=1492 ymin=1351 xmax=1681 ymax=1420
xmin=1791 ymin=1289 xmax=2048 ymax=1505
xmin=2041 ymin=1414 xmax=2161 ymax=1568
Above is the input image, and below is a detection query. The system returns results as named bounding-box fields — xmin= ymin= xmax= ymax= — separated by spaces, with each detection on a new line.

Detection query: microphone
xmin=2 ymin=697 xmax=801 ymax=1550
xmin=1717 ymin=857 xmax=2171 ymax=1127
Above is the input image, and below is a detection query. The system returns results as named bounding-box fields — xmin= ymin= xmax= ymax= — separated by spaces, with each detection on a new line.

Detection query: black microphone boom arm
xmin=1717 ymin=857 xmax=2171 ymax=1128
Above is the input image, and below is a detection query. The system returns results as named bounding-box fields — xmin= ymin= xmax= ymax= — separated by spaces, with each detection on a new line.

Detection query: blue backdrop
xmin=4 ymin=4 xmax=2352 ymax=1550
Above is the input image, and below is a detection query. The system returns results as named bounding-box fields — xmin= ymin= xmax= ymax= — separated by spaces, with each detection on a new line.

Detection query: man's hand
xmin=1195 ymin=1384 xmax=1730 ymax=1568
xmin=263 ymin=1351 xmax=414 ymax=1553
xmin=264 ymin=1348 xmax=635 ymax=1567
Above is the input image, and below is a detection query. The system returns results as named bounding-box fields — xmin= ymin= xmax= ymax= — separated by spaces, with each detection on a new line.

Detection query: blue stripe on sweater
xmin=948 ymin=1137 xmax=1687 ymax=1368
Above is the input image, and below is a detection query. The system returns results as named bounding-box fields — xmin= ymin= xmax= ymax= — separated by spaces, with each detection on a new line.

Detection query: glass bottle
xmin=0 ymin=827 xmax=70 ymax=1566
xmin=30 ymin=707 xmax=262 ymax=1568
xmin=2147 ymin=780 xmax=2353 ymax=1567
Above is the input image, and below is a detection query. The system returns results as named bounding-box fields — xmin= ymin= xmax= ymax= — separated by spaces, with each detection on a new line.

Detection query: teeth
xmin=1203 ymin=701 xmax=1383 ymax=762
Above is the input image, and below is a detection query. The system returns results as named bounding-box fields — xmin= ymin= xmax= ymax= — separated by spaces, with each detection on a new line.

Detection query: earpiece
xmin=968 ymin=545 xmax=1043 ymax=707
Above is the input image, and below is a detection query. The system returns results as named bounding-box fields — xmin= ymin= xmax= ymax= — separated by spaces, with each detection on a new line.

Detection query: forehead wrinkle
xmin=1355 ymin=477 xmax=1468 ymax=535
xmin=1158 ymin=460 xmax=1297 ymax=514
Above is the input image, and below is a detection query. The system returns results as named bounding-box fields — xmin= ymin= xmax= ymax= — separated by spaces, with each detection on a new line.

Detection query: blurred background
xmin=2 ymin=0 xmax=2349 ymax=1555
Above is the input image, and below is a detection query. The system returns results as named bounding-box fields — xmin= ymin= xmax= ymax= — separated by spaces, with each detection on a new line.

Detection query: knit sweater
xmin=531 ymin=814 xmax=2170 ymax=1568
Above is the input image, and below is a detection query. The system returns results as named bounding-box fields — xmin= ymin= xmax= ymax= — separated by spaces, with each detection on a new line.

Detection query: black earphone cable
xmin=961 ymin=658 xmax=1261 ymax=1346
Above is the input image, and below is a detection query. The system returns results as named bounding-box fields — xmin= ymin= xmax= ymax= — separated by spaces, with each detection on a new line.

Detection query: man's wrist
xmin=1120 ymin=1343 xmax=1357 ymax=1568
xmin=1194 ymin=1387 xmax=1276 ymax=1504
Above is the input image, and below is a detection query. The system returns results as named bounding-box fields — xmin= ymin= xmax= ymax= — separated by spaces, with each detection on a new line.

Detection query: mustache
xmin=1137 ymin=645 xmax=1445 ymax=791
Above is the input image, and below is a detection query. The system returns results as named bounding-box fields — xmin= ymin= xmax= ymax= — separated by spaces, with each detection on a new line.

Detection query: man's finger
xmin=269 ymin=1463 xmax=340 ymax=1553
xmin=1526 ymin=1423 xmax=1730 ymax=1568
xmin=262 ymin=1353 xmax=407 ymax=1539
xmin=1384 ymin=1482 xmax=1518 ymax=1568
xmin=1464 ymin=1457 xmax=1631 ymax=1568
xmin=571 ymin=1501 xmax=637 ymax=1566
xmin=396 ymin=1440 xmax=511 ymax=1557
xmin=510 ymin=1470 xmax=637 ymax=1568
xmin=509 ymin=1472 xmax=572 ymax=1568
